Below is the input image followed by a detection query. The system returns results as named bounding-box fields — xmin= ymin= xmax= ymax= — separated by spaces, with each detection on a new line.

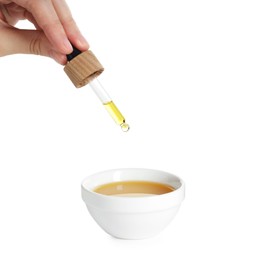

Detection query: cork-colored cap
xmin=64 ymin=50 xmax=104 ymax=88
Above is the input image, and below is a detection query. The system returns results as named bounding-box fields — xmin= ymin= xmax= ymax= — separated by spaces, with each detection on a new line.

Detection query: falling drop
xmin=121 ymin=123 xmax=130 ymax=132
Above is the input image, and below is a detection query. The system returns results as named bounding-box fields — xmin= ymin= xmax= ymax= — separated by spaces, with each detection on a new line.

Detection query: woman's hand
xmin=0 ymin=0 xmax=89 ymax=64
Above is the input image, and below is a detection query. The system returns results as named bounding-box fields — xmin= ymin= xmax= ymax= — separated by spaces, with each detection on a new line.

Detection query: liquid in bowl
xmin=93 ymin=180 xmax=175 ymax=197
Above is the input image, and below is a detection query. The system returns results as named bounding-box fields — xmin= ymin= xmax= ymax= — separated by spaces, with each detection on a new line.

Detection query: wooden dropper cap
xmin=64 ymin=46 xmax=104 ymax=88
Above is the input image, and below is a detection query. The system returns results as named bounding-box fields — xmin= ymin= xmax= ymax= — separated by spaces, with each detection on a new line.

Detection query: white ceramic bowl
xmin=81 ymin=168 xmax=185 ymax=239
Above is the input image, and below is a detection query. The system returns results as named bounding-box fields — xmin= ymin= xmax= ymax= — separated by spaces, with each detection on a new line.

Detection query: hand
xmin=0 ymin=0 xmax=89 ymax=64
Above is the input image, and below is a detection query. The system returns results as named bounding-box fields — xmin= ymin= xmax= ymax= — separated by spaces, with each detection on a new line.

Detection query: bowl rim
xmin=81 ymin=168 xmax=185 ymax=213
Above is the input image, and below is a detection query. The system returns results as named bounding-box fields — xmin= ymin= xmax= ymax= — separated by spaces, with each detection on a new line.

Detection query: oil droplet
xmin=121 ymin=123 xmax=130 ymax=132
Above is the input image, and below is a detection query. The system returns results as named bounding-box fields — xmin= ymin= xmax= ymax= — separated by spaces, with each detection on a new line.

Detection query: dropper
xmin=64 ymin=46 xmax=129 ymax=132
xmin=89 ymin=78 xmax=129 ymax=132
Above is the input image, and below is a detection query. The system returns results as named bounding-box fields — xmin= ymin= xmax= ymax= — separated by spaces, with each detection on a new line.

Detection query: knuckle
xmin=63 ymin=17 xmax=76 ymax=27
xmin=41 ymin=19 xmax=62 ymax=33
xmin=22 ymin=0 xmax=35 ymax=12
xmin=29 ymin=32 xmax=43 ymax=55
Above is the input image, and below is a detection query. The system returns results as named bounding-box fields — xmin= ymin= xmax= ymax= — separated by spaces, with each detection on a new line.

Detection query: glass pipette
xmin=65 ymin=45 xmax=130 ymax=132
xmin=89 ymin=78 xmax=130 ymax=132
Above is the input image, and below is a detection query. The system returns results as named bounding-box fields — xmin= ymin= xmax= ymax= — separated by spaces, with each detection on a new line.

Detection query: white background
xmin=0 ymin=0 xmax=260 ymax=259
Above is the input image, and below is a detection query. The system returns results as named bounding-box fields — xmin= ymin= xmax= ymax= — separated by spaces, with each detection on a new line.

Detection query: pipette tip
xmin=120 ymin=123 xmax=130 ymax=132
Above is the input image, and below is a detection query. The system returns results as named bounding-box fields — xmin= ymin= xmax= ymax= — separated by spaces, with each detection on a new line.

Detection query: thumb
xmin=0 ymin=26 xmax=67 ymax=64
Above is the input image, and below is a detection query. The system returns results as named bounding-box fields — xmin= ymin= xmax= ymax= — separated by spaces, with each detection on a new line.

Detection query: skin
xmin=0 ymin=0 xmax=89 ymax=64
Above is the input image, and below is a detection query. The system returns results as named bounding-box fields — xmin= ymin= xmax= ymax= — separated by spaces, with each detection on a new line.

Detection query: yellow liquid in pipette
xmin=103 ymin=101 xmax=130 ymax=132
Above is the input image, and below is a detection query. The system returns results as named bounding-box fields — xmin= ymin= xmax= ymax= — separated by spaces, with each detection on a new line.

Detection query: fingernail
xmin=63 ymin=39 xmax=73 ymax=54
xmin=77 ymin=35 xmax=89 ymax=50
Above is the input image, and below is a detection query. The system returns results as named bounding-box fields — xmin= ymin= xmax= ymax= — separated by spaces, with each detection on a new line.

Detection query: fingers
xmin=15 ymin=0 xmax=73 ymax=54
xmin=52 ymin=0 xmax=89 ymax=51
xmin=0 ymin=26 xmax=67 ymax=64
xmin=2 ymin=0 xmax=89 ymax=62
xmin=15 ymin=0 xmax=89 ymax=54
xmin=23 ymin=11 xmax=41 ymax=30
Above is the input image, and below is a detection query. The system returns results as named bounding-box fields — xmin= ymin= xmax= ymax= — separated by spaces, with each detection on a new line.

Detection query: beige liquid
xmin=93 ymin=181 xmax=175 ymax=197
